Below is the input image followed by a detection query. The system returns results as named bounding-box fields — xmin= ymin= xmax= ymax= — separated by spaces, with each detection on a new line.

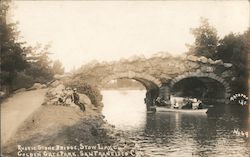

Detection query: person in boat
xmin=71 ymin=88 xmax=86 ymax=112
xmin=173 ymin=102 xmax=180 ymax=109
xmin=155 ymin=97 xmax=161 ymax=106
xmin=192 ymin=99 xmax=202 ymax=110
xmin=198 ymin=101 xmax=203 ymax=109
xmin=192 ymin=98 xmax=198 ymax=109
xmin=170 ymin=95 xmax=184 ymax=109
xmin=182 ymin=98 xmax=192 ymax=109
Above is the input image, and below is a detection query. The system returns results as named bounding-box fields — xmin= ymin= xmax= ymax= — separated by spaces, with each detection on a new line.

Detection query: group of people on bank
xmin=57 ymin=87 xmax=85 ymax=111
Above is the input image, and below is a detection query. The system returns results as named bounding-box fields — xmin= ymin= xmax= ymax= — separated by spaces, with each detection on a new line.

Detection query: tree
xmin=217 ymin=33 xmax=245 ymax=71
xmin=1 ymin=0 xmax=64 ymax=92
xmin=216 ymin=29 xmax=249 ymax=94
xmin=0 ymin=0 xmax=28 ymax=93
xmin=24 ymin=44 xmax=54 ymax=83
xmin=52 ymin=60 xmax=64 ymax=75
xmin=243 ymin=28 xmax=250 ymax=94
xmin=187 ymin=18 xmax=219 ymax=59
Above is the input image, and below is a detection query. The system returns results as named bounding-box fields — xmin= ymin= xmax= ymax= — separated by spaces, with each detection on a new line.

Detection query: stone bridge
xmin=74 ymin=54 xmax=234 ymax=110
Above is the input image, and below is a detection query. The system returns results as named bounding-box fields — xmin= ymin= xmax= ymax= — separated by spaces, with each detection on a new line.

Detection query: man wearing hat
xmin=71 ymin=88 xmax=85 ymax=111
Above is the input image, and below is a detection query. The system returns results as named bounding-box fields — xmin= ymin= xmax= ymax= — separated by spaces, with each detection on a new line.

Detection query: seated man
xmin=71 ymin=88 xmax=86 ymax=112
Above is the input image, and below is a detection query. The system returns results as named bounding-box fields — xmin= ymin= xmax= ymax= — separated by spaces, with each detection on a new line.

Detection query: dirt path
xmin=1 ymin=89 xmax=47 ymax=145
xmin=1 ymin=90 xmax=139 ymax=157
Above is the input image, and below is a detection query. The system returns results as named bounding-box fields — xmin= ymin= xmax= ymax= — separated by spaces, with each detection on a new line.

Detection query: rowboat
xmin=156 ymin=107 xmax=208 ymax=114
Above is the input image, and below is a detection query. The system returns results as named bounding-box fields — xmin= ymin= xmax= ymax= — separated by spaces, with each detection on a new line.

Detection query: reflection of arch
xmin=170 ymin=72 xmax=231 ymax=99
xmin=101 ymin=71 xmax=161 ymax=90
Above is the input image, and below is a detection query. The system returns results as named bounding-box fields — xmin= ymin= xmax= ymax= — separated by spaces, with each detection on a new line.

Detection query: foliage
xmin=73 ymin=84 xmax=102 ymax=107
xmin=217 ymin=34 xmax=239 ymax=60
xmin=63 ymin=78 xmax=103 ymax=107
xmin=243 ymin=28 xmax=250 ymax=94
xmin=24 ymin=44 xmax=54 ymax=83
xmin=216 ymin=31 xmax=249 ymax=94
xmin=217 ymin=33 xmax=245 ymax=68
xmin=187 ymin=18 xmax=219 ymax=59
xmin=0 ymin=0 xmax=64 ymax=93
xmin=0 ymin=0 xmax=28 ymax=93
xmin=12 ymin=72 xmax=34 ymax=91
xmin=187 ymin=17 xmax=249 ymax=94
xmin=52 ymin=60 xmax=65 ymax=75
xmin=75 ymin=83 xmax=103 ymax=107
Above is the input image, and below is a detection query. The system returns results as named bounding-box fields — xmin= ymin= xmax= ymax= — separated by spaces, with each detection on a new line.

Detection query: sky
xmin=11 ymin=1 xmax=249 ymax=72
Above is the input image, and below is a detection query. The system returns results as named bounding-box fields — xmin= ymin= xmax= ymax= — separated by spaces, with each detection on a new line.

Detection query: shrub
xmin=12 ymin=72 xmax=34 ymax=91
xmin=68 ymin=82 xmax=102 ymax=107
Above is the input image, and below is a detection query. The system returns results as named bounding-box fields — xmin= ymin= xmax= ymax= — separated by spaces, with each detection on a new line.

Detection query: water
xmin=102 ymin=90 xmax=250 ymax=157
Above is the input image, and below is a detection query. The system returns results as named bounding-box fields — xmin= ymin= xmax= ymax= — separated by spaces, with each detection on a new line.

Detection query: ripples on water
xmin=102 ymin=90 xmax=250 ymax=157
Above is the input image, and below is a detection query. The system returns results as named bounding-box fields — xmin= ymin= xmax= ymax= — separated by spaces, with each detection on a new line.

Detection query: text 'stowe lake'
xmin=102 ymin=90 xmax=250 ymax=157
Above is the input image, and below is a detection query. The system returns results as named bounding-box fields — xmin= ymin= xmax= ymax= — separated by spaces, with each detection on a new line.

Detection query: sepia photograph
xmin=1 ymin=0 xmax=250 ymax=156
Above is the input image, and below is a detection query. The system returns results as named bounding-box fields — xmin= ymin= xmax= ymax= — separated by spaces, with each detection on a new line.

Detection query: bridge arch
xmin=101 ymin=71 xmax=161 ymax=90
xmin=101 ymin=71 xmax=161 ymax=110
xmin=170 ymin=72 xmax=231 ymax=103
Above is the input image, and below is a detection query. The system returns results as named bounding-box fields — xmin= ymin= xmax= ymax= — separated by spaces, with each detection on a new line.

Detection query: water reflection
xmin=144 ymin=112 xmax=249 ymax=156
xmin=102 ymin=90 xmax=250 ymax=156
xmin=102 ymin=90 xmax=147 ymax=131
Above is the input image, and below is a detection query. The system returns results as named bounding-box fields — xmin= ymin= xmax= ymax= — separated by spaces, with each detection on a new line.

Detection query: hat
xmin=73 ymin=88 xmax=77 ymax=91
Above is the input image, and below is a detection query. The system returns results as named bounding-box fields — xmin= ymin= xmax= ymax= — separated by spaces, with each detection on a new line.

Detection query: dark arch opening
xmin=171 ymin=77 xmax=226 ymax=104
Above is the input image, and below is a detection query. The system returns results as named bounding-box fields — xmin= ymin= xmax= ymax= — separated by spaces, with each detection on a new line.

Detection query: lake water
xmin=102 ymin=90 xmax=250 ymax=157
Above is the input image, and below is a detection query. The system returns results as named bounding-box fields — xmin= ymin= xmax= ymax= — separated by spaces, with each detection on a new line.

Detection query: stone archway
xmin=170 ymin=72 xmax=231 ymax=103
xmin=101 ymin=71 xmax=161 ymax=110
xmin=101 ymin=71 xmax=161 ymax=90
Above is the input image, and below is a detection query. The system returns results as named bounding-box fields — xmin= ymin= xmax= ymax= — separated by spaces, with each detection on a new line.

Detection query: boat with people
xmin=155 ymin=95 xmax=208 ymax=114
xmin=156 ymin=107 xmax=208 ymax=114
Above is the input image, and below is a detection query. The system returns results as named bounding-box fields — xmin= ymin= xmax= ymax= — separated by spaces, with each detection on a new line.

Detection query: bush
xmin=11 ymin=72 xmax=52 ymax=91
xmin=12 ymin=72 xmax=34 ymax=91
xmin=69 ymin=82 xmax=103 ymax=107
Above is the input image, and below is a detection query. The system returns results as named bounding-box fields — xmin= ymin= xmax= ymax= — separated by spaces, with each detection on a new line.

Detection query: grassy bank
xmin=2 ymin=100 xmax=142 ymax=157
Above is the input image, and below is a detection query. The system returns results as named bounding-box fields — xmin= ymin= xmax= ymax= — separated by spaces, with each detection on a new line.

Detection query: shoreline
xmin=2 ymin=103 xmax=142 ymax=157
